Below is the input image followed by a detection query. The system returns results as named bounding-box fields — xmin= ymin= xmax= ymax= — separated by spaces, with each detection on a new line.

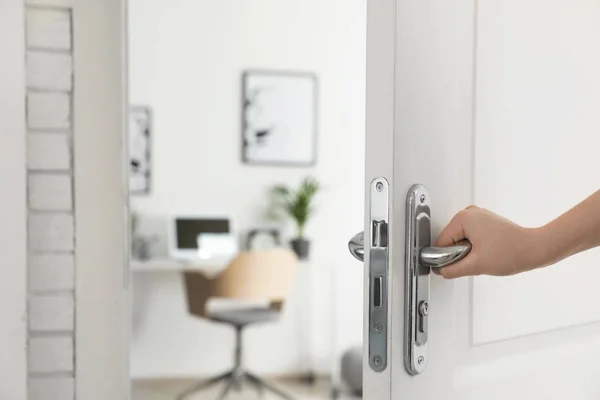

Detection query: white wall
xmin=128 ymin=0 xmax=367 ymax=378
xmin=0 ymin=1 xmax=27 ymax=398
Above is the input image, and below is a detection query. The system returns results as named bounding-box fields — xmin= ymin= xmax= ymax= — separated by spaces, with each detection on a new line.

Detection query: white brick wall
xmin=29 ymin=213 xmax=74 ymax=251
xmin=26 ymin=4 xmax=76 ymax=397
xmin=27 ymin=134 xmax=71 ymax=171
xmin=28 ymin=254 xmax=74 ymax=292
xmin=29 ymin=377 xmax=75 ymax=400
xmin=27 ymin=51 xmax=73 ymax=91
xmin=29 ymin=336 xmax=74 ymax=373
xmin=26 ymin=8 xmax=71 ymax=50
xmin=27 ymin=92 xmax=71 ymax=130
xmin=29 ymin=295 xmax=74 ymax=332
xmin=28 ymin=174 xmax=72 ymax=211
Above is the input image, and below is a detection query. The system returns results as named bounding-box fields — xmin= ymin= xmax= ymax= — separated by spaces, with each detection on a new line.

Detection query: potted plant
xmin=270 ymin=176 xmax=321 ymax=260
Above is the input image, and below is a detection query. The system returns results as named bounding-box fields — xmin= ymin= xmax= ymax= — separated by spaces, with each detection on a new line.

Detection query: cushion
xmin=209 ymin=307 xmax=279 ymax=326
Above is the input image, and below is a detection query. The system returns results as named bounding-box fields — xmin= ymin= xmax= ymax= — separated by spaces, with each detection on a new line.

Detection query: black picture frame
xmin=242 ymin=70 xmax=318 ymax=167
xmin=129 ymin=105 xmax=152 ymax=195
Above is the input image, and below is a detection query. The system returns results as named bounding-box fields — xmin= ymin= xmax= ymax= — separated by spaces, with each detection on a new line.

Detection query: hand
xmin=436 ymin=206 xmax=543 ymax=279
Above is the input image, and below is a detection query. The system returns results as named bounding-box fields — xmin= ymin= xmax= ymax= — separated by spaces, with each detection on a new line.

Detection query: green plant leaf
xmin=267 ymin=176 xmax=321 ymax=237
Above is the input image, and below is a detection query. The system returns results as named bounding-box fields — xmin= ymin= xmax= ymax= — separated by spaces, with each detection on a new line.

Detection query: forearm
xmin=533 ymin=190 xmax=600 ymax=268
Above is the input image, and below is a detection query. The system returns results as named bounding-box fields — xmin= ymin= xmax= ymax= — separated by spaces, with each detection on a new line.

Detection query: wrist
xmin=522 ymin=227 xmax=554 ymax=270
xmin=526 ymin=223 xmax=573 ymax=270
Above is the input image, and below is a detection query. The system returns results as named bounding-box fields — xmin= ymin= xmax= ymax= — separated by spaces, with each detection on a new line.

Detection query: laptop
xmin=168 ymin=215 xmax=236 ymax=260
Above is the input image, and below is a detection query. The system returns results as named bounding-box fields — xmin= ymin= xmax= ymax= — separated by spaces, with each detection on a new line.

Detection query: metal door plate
xmin=368 ymin=177 xmax=389 ymax=372
xmin=404 ymin=184 xmax=431 ymax=375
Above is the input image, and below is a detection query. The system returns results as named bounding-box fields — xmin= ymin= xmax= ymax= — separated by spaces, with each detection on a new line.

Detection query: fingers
xmin=436 ymin=211 xmax=467 ymax=247
xmin=438 ymin=254 xmax=478 ymax=279
xmin=435 ymin=206 xmax=480 ymax=279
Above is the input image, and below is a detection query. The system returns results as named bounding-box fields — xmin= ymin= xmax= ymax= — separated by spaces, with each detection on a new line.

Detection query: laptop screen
xmin=175 ymin=218 xmax=230 ymax=249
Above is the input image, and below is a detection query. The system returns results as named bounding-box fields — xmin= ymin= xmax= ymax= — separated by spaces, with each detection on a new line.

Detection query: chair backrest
xmin=184 ymin=249 xmax=298 ymax=318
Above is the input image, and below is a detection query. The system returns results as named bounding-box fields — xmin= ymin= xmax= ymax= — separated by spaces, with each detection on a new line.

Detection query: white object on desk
xmin=196 ymin=233 xmax=238 ymax=259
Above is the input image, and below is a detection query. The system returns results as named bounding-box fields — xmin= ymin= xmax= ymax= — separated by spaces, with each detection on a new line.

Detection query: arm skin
xmin=436 ymin=190 xmax=600 ymax=279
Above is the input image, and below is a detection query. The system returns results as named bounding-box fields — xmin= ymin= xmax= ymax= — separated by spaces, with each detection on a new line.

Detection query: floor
xmin=133 ymin=377 xmax=360 ymax=400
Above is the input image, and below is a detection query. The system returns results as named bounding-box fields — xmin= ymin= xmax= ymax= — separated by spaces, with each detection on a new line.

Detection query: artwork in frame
xmin=242 ymin=70 xmax=318 ymax=166
xmin=129 ymin=106 xmax=152 ymax=195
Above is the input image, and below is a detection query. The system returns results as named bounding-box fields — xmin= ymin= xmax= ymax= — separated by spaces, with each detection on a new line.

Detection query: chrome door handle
xmin=348 ymin=231 xmax=365 ymax=261
xmin=420 ymin=240 xmax=471 ymax=268
xmin=348 ymin=232 xmax=470 ymax=268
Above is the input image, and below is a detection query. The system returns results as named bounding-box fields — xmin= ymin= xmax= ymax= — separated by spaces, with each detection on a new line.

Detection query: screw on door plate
xmin=420 ymin=194 xmax=426 ymax=203
xmin=373 ymin=356 xmax=383 ymax=366
xmin=376 ymin=182 xmax=384 ymax=192
xmin=417 ymin=356 xmax=425 ymax=365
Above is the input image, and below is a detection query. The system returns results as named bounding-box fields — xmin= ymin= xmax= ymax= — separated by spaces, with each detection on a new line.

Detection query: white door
xmin=358 ymin=0 xmax=600 ymax=398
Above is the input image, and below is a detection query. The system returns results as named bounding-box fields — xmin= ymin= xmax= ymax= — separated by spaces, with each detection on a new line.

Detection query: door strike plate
xmin=368 ymin=177 xmax=389 ymax=372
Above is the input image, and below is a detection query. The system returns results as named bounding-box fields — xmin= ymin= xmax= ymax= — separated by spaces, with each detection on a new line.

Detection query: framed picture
xmin=129 ymin=106 xmax=152 ymax=195
xmin=242 ymin=70 xmax=318 ymax=166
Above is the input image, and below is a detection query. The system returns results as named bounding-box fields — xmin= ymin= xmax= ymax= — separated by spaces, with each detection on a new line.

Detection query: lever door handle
xmin=348 ymin=231 xmax=365 ymax=261
xmin=348 ymin=232 xmax=471 ymax=269
xmin=420 ymin=240 xmax=472 ymax=268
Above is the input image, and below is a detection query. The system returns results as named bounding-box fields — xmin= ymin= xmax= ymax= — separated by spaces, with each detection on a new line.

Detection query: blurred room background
xmin=127 ymin=0 xmax=366 ymax=399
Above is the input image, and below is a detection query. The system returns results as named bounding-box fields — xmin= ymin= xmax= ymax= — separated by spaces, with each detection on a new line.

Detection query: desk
xmin=131 ymin=256 xmax=232 ymax=276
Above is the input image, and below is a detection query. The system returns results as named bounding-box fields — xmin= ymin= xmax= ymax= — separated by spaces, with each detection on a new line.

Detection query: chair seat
xmin=209 ymin=307 xmax=280 ymax=327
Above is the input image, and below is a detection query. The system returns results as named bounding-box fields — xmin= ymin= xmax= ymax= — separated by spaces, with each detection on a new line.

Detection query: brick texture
xmin=28 ymin=336 xmax=74 ymax=373
xmin=28 ymin=174 xmax=72 ymax=211
xmin=29 ymin=295 xmax=74 ymax=332
xmin=26 ymin=2 xmax=76 ymax=393
xmin=28 ymin=253 xmax=74 ymax=292
xmin=27 ymin=134 xmax=71 ymax=171
xmin=27 ymin=92 xmax=71 ymax=130
xmin=29 ymin=213 xmax=74 ymax=252
xmin=26 ymin=8 xmax=71 ymax=50
xmin=27 ymin=51 xmax=73 ymax=91
xmin=29 ymin=377 xmax=75 ymax=400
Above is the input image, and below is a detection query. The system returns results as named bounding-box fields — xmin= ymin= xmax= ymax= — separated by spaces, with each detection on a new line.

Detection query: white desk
xmin=130 ymin=256 xmax=232 ymax=276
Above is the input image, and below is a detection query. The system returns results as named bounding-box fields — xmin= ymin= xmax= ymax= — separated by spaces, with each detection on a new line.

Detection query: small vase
xmin=290 ymin=238 xmax=310 ymax=260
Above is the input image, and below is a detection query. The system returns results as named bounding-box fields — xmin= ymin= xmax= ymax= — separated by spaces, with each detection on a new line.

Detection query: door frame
xmin=73 ymin=0 xmax=130 ymax=398
xmin=363 ymin=0 xmax=396 ymax=397
xmin=0 ymin=0 xmax=28 ymax=398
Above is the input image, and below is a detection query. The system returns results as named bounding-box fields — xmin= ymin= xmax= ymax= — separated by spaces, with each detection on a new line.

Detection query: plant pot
xmin=290 ymin=238 xmax=310 ymax=260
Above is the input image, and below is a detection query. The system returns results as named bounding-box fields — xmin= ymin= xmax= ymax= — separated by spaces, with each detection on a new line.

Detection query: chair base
xmin=176 ymin=367 xmax=295 ymax=400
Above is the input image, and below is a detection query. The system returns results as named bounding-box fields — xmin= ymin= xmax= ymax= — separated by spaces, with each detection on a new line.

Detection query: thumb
xmin=438 ymin=254 xmax=478 ymax=279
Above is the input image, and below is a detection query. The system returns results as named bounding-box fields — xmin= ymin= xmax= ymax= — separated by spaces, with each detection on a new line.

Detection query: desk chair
xmin=177 ymin=249 xmax=298 ymax=400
